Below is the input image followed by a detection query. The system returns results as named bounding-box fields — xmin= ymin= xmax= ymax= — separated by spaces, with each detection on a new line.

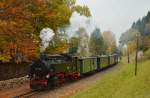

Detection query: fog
xmin=77 ymin=0 xmax=150 ymax=43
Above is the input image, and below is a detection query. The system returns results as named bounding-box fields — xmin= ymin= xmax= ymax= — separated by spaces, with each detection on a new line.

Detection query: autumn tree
xmin=102 ymin=31 xmax=117 ymax=54
xmin=44 ymin=31 xmax=69 ymax=54
xmin=0 ymin=0 xmax=38 ymax=62
xmin=127 ymin=41 xmax=137 ymax=54
xmin=0 ymin=0 xmax=91 ymax=62
xmin=119 ymin=29 xmax=140 ymax=45
xmin=28 ymin=0 xmax=91 ymax=34
xmin=119 ymin=29 xmax=142 ymax=53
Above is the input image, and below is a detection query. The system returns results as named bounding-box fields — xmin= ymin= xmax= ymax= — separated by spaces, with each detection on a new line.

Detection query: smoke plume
xmin=65 ymin=12 xmax=96 ymax=37
xmin=40 ymin=28 xmax=55 ymax=52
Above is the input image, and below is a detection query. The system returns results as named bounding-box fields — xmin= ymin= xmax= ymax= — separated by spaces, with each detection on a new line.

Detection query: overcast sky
xmin=76 ymin=0 xmax=150 ymax=42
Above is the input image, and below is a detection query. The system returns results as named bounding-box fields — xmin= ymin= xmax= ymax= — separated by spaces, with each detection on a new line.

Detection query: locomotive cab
xmin=29 ymin=54 xmax=73 ymax=90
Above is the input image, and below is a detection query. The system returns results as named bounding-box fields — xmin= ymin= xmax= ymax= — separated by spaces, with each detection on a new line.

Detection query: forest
xmin=0 ymin=0 xmax=117 ymax=63
xmin=120 ymin=11 xmax=150 ymax=56
xmin=0 ymin=1 xmax=150 ymax=98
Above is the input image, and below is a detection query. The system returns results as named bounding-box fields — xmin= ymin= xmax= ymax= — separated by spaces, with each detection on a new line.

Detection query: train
xmin=29 ymin=54 xmax=119 ymax=90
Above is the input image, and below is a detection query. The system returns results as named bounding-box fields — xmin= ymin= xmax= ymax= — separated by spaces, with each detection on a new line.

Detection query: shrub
xmin=0 ymin=55 xmax=10 ymax=62
xmin=145 ymin=48 xmax=150 ymax=58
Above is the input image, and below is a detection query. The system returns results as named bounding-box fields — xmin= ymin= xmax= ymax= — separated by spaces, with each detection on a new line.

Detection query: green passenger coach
xmin=29 ymin=54 xmax=119 ymax=90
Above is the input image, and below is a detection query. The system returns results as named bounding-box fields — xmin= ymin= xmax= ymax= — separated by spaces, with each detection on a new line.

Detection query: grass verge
xmin=70 ymin=57 xmax=150 ymax=98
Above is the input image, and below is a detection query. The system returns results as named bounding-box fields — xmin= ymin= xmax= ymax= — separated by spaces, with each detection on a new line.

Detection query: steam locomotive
xmin=29 ymin=54 xmax=119 ymax=90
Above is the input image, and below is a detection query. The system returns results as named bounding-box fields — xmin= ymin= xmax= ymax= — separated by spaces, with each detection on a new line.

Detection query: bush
xmin=0 ymin=55 xmax=10 ymax=62
xmin=145 ymin=48 xmax=150 ymax=58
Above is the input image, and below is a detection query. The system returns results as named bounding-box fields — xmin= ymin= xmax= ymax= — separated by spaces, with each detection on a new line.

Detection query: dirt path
xmin=0 ymin=64 xmax=120 ymax=98
xmin=0 ymin=82 xmax=31 ymax=98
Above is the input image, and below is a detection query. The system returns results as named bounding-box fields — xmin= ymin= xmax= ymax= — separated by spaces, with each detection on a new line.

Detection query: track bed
xmin=0 ymin=64 xmax=119 ymax=98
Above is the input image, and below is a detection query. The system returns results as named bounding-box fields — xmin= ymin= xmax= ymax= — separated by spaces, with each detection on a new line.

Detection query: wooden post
xmin=135 ymin=34 xmax=139 ymax=76
xmin=127 ymin=47 xmax=130 ymax=64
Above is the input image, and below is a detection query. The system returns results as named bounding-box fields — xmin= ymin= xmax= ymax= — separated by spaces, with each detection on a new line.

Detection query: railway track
xmin=13 ymin=90 xmax=38 ymax=98
xmin=12 ymin=64 xmax=118 ymax=98
xmin=35 ymin=64 xmax=120 ymax=98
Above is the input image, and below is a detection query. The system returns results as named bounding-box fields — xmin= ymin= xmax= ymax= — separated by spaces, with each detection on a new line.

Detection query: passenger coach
xmin=29 ymin=54 xmax=119 ymax=90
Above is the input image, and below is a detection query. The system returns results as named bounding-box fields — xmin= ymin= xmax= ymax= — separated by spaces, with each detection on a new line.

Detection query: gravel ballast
xmin=0 ymin=76 xmax=29 ymax=90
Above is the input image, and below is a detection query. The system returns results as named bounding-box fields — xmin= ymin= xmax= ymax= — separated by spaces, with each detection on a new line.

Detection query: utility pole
xmin=127 ymin=45 xmax=130 ymax=64
xmin=135 ymin=34 xmax=139 ymax=76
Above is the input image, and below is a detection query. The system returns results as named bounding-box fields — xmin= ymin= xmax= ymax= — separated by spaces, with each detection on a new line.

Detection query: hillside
xmin=71 ymin=56 xmax=150 ymax=98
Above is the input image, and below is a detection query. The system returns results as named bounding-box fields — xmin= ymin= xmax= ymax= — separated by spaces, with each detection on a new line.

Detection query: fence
xmin=0 ymin=62 xmax=29 ymax=81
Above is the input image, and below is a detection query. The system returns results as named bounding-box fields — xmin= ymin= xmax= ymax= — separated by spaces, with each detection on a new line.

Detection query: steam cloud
xmin=65 ymin=12 xmax=97 ymax=56
xmin=39 ymin=12 xmax=97 ymax=54
xmin=40 ymin=28 xmax=55 ymax=52
xmin=77 ymin=30 xmax=90 ymax=57
xmin=65 ymin=12 xmax=96 ymax=37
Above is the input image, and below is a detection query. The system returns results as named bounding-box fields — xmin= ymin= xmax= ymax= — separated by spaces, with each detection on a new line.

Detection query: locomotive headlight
xmin=46 ymin=74 xmax=50 ymax=78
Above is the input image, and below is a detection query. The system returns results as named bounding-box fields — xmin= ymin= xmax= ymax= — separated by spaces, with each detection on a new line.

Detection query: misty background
xmin=74 ymin=0 xmax=150 ymax=44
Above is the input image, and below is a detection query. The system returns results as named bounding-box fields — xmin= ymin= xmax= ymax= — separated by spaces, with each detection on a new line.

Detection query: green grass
xmin=70 ymin=56 xmax=150 ymax=98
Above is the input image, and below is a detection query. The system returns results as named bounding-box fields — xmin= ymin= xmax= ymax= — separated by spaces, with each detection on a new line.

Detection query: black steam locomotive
xmin=29 ymin=54 xmax=119 ymax=90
